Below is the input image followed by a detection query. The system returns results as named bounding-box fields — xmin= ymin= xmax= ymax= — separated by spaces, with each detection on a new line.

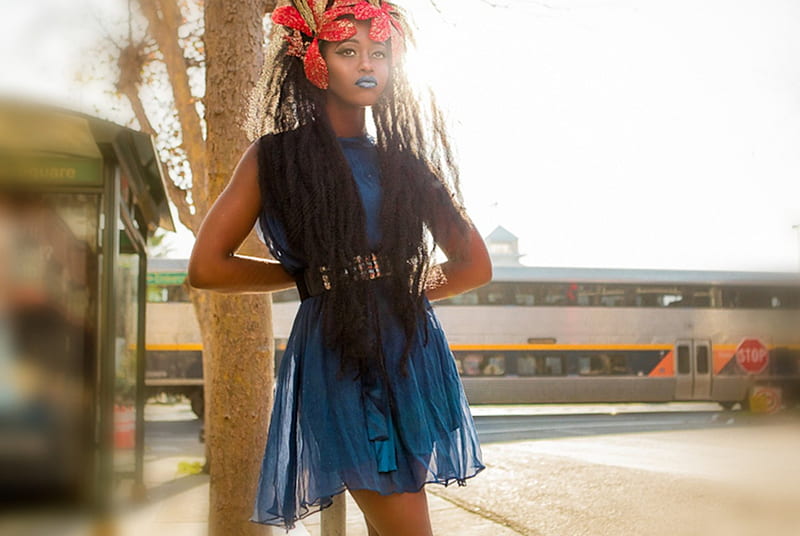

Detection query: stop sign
xmin=735 ymin=338 xmax=769 ymax=374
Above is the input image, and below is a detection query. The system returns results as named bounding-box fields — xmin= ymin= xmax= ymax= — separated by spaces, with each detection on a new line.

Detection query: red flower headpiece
xmin=272 ymin=0 xmax=405 ymax=89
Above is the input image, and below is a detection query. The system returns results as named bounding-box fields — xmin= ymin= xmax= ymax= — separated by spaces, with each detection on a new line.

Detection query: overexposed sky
xmin=2 ymin=0 xmax=799 ymax=272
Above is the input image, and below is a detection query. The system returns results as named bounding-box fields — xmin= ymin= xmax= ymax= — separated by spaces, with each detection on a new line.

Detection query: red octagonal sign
xmin=735 ymin=338 xmax=769 ymax=374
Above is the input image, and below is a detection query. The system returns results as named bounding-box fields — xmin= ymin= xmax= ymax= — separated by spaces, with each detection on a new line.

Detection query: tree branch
xmin=138 ymin=0 xmax=208 ymax=226
xmin=119 ymin=76 xmax=200 ymax=231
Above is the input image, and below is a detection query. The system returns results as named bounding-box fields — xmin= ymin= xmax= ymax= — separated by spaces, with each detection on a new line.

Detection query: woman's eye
xmin=372 ymin=50 xmax=386 ymax=59
xmin=338 ymin=48 xmax=356 ymax=57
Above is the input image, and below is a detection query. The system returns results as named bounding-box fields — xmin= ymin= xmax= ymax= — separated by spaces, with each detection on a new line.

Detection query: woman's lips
xmin=355 ymin=76 xmax=378 ymax=89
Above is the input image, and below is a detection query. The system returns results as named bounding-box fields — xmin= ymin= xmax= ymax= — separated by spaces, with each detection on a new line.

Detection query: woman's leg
xmin=348 ymin=488 xmax=433 ymax=536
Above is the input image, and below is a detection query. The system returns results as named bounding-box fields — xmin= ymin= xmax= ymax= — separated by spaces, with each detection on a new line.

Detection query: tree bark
xmin=119 ymin=1 xmax=282 ymax=532
xmin=204 ymin=1 xmax=273 ymax=534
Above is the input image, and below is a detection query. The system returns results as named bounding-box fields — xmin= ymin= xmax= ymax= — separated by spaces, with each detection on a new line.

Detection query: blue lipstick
xmin=355 ymin=76 xmax=378 ymax=89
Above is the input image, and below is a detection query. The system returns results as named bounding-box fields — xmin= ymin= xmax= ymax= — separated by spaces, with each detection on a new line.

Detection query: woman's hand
xmin=187 ymin=142 xmax=297 ymax=294
xmin=424 ymin=213 xmax=492 ymax=302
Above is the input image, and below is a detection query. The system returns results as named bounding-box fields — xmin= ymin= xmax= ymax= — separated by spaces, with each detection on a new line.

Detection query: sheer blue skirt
xmin=250 ymin=282 xmax=485 ymax=531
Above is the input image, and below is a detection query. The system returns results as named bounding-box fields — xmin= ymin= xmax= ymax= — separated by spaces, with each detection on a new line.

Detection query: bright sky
xmin=2 ymin=0 xmax=799 ymax=272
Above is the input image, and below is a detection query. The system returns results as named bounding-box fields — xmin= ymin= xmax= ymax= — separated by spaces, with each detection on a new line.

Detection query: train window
xmin=517 ymin=355 xmax=537 ymax=376
xmin=446 ymin=291 xmax=479 ymax=306
xmin=146 ymin=350 xmax=203 ymax=379
xmin=517 ymin=354 xmax=564 ymax=376
xmin=461 ymin=353 xmax=483 ymax=376
xmin=782 ymin=289 xmax=800 ymax=309
xmin=513 ymin=283 xmax=537 ymax=305
xmin=486 ymin=291 xmax=506 ymax=304
xmin=598 ymin=286 xmax=627 ymax=307
xmin=576 ymin=285 xmax=596 ymax=306
xmin=696 ymin=346 xmax=709 ymax=374
xmin=457 ymin=353 xmax=505 ymax=376
xmin=577 ymin=355 xmax=608 ymax=375
xmin=608 ymin=354 xmax=630 ymax=375
xmin=484 ymin=354 xmax=506 ymax=375
xmin=772 ymin=348 xmax=798 ymax=375
xmin=721 ymin=287 xmax=773 ymax=309
xmin=634 ymin=290 xmax=659 ymax=307
xmin=677 ymin=345 xmax=690 ymax=374
xmin=543 ymin=285 xmax=569 ymax=305
xmin=482 ymin=283 xmax=511 ymax=305
xmin=691 ymin=289 xmax=712 ymax=307
xmin=662 ymin=292 xmax=685 ymax=307
xmin=515 ymin=293 xmax=536 ymax=306
xmin=764 ymin=289 xmax=799 ymax=309
xmin=543 ymin=356 xmax=564 ymax=375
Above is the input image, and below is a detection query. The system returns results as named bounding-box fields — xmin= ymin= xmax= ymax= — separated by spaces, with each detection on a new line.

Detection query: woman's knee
xmin=348 ymin=488 xmax=433 ymax=536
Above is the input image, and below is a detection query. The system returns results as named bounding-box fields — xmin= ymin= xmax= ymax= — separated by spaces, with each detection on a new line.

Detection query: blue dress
xmin=250 ymin=134 xmax=485 ymax=531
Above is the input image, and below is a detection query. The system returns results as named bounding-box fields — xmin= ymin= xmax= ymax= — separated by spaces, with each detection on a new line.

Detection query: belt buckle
xmin=319 ymin=265 xmax=332 ymax=290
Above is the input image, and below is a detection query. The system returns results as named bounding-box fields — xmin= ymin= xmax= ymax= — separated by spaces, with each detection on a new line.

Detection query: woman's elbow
xmin=187 ymin=254 xmax=213 ymax=290
xmin=477 ymin=258 xmax=493 ymax=286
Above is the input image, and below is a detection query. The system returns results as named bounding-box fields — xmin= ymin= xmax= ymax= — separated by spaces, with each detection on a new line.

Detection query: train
xmin=145 ymin=229 xmax=800 ymax=416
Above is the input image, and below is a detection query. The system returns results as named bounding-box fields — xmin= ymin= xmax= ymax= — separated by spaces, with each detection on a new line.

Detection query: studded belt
xmin=294 ymin=252 xmax=392 ymax=301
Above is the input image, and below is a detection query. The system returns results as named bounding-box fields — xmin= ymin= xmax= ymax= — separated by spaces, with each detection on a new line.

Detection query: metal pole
xmin=321 ymin=493 xmax=347 ymax=536
xmin=132 ymin=239 xmax=148 ymax=501
xmin=94 ymin=166 xmax=119 ymax=534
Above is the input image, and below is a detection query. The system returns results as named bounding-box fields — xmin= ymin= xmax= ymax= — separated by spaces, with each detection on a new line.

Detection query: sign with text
xmin=735 ymin=338 xmax=769 ymax=374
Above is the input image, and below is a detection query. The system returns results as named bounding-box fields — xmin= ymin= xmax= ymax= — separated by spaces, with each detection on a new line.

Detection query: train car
xmin=434 ymin=264 xmax=800 ymax=408
xmin=145 ymin=235 xmax=800 ymax=414
xmin=145 ymin=258 xmax=204 ymax=415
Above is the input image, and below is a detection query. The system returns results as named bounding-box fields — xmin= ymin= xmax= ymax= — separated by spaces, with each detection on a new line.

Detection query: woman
xmin=188 ymin=1 xmax=491 ymax=534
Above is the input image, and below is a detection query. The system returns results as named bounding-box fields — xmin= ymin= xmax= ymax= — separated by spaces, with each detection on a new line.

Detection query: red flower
xmin=272 ymin=5 xmax=313 ymax=37
xmin=271 ymin=1 xmax=405 ymax=90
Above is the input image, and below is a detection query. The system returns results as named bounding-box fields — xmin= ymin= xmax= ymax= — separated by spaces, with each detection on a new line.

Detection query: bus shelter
xmin=0 ymin=102 xmax=173 ymax=514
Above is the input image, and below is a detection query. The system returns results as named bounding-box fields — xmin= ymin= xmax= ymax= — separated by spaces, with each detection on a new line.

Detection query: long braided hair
xmin=246 ymin=3 xmax=471 ymax=382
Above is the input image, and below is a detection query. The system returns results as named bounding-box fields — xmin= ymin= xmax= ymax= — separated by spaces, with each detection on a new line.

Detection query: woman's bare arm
xmin=424 ymin=210 xmax=492 ymax=302
xmin=187 ymin=142 xmax=297 ymax=294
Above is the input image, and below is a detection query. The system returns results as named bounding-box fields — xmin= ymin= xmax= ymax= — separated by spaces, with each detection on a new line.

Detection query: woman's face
xmin=320 ymin=19 xmax=391 ymax=108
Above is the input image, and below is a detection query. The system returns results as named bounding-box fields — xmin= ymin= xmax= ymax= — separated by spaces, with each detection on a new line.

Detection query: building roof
xmin=0 ymin=99 xmax=174 ymax=234
xmin=485 ymin=225 xmax=518 ymax=242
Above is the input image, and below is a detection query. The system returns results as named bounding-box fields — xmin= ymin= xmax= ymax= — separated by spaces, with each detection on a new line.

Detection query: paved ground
xmin=431 ymin=418 xmax=800 ymax=536
xmin=3 ymin=403 xmax=798 ymax=535
xmin=123 ymin=404 xmax=800 ymax=536
xmin=113 ymin=453 xmax=517 ymax=536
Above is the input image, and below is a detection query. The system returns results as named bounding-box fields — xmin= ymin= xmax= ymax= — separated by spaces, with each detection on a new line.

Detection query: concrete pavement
xmin=115 ymin=401 xmax=799 ymax=536
xmin=435 ymin=418 xmax=800 ymax=536
xmin=7 ymin=402 xmax=791 ymax=536
xmin=119 ymin=413 xmax=800 ymax=536
xmin=115 ymin=454 xmax=518 ymax=536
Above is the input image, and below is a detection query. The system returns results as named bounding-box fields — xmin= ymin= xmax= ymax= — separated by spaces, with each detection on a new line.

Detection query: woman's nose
xmin=358 ymin=54 xmax=373 ymax=72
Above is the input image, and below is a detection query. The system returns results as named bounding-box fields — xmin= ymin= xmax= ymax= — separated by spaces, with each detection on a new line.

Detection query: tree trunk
xmin=203 ymin=1 xmax=273 ymax=534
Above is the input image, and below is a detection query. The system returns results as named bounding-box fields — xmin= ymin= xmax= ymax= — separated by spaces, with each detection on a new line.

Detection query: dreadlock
xmin=245 ymin=2 xmax=471 ymax=382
